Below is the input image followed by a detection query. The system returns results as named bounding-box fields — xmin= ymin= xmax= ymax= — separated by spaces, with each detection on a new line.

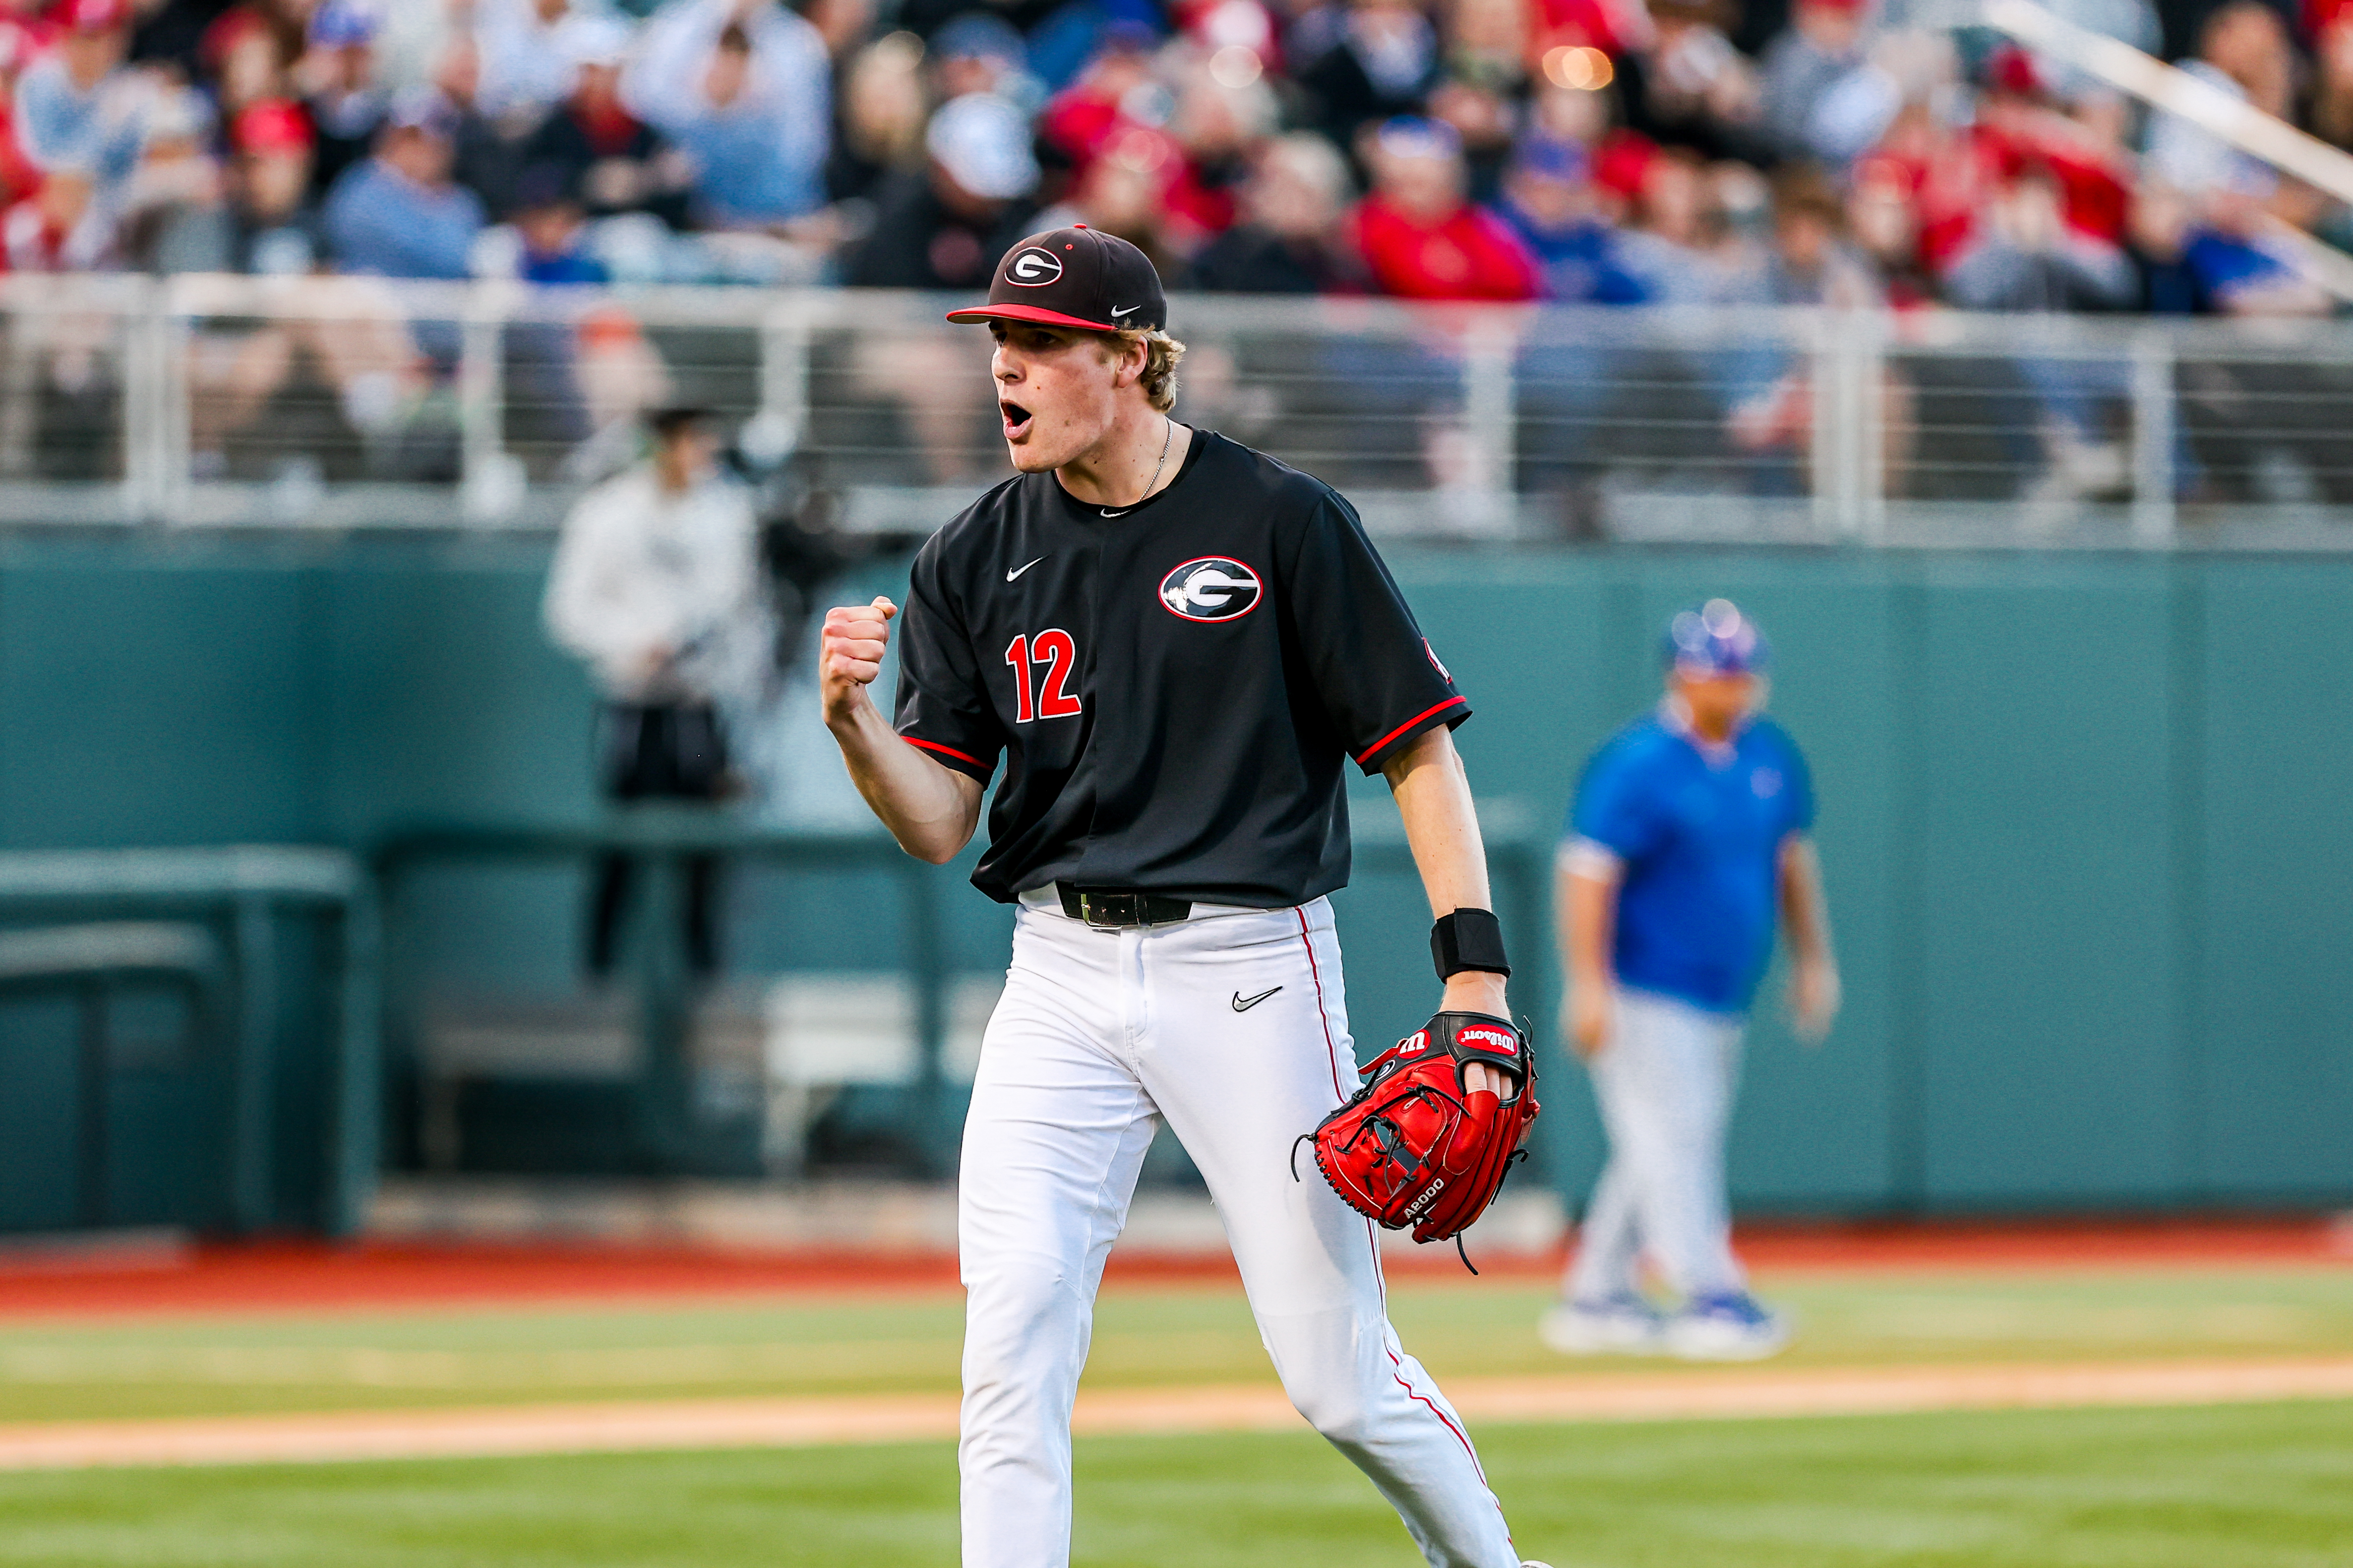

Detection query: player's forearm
xmin=828 ymin=695 xmax=982 ymax=865
xmin=1384 ymin=727 xmax=1506 ymax=1012
xmin=1385 ymin=726 xmax=1493 ymax=916
xmin=1777 ymin=836 xmax=1834 ymax=966
xmin=1559 ymin=865 xmax=1617 ymax=989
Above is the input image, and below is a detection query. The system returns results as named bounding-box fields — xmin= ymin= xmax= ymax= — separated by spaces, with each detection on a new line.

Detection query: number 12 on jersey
xmin=1005 ymin=631 xmax=1082 ymax=722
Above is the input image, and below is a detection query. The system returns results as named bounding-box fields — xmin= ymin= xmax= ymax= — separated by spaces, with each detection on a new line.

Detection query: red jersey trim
xmin=1354 ymin=695 xmax=1469 ymax=766
xmin=903 ymin=735 xmax=989 ymax=770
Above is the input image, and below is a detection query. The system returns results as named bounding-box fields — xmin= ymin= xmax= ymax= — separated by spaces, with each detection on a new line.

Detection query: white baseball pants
xmin=957 ymin=893 xmax=1520 ymax=1568
xmin=1564 ymin=986 xmax=1748 ymax=1303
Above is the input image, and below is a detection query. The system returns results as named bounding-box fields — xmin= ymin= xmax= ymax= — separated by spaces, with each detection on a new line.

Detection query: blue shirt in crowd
xmin=324 ymin=159 xmax=486 ymax=280
xmin=521 ymin=247 xmax=609 ymax=286
xmin=2181 ymin=229 xmax=2295 ymax=310
xmin=668 ymin=107 xmax=824 ymax=226
xmin=13 ymin=57 xmax=147 ymax=191
xmin=625 ymin=0 xmax=829 ymax=227
xmin=1567 ymin=706 xmax=1815 ymax=1014
xmin=1496 ymin=199 xmax=1649 ymax=305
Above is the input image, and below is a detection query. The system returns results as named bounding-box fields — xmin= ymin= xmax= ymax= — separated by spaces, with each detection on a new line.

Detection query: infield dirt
xmin=4 ymin=1354 xmax=2350 ymax=1469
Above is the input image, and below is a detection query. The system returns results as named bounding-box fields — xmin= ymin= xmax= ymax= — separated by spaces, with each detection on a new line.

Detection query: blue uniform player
xmin=1542 ymin=600 xmax=1839 ymax=1360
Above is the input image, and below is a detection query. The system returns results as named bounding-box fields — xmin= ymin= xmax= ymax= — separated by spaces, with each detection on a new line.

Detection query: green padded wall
xmin=2198 ymin=562 xmax=2353 ymax=1201
xmin=0 ymin=543 xmax=326 ymax=848
xmin=1 ymin=534 xmax=2349 ymax=1225
xmin=1908 ymin=562 xmax=2185 ymax=1207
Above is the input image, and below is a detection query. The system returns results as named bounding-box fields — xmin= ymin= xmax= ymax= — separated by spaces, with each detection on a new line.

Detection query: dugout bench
xmin=375 ymin=811 xmax=966 ymax=1177
xmin=372 ymin=802 xmax=1557 ymax=1184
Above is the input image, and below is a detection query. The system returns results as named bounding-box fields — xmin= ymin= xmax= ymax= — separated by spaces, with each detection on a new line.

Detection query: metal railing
xmin=10 ymin=273 xmax=2353 ymax=547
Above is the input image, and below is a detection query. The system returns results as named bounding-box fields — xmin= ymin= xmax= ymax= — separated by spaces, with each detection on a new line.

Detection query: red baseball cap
xmin=62 ymin=0 xmax=131 ymax=34
xmin=1591 ymin=131 xmax=1657 ymax=203
xmin=233 ymin=98 xmax=315 ymax=156
xmin=944 ymin=224 xmax=1168 ymax=334
xmin=1983 ymin=42 xmax=2045 ymax=98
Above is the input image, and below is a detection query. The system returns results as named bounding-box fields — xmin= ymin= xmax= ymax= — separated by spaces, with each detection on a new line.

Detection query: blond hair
xmin=1107 ymin=327 xmax=1186 ymax=413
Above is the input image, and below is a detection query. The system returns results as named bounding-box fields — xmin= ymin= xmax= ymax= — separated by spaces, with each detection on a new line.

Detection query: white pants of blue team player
xmin=1565 ymin=987 xmax=1748 ymax=1302
xmin=958 ymin=892 xmax=1520 ymax=1568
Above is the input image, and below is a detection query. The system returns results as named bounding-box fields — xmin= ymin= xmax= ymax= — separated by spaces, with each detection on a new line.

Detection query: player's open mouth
xmin=1000 ymin=401 xmax=1033 ymax=442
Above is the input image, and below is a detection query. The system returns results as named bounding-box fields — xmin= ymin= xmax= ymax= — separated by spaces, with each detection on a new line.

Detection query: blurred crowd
xmin=0 ymin=0 xmax=2342 ymax=316
xmin=6 ymin=0 xmax=2353 ymax=514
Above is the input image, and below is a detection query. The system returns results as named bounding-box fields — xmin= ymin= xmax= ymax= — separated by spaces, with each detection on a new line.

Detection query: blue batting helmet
xmin=1663 ymin=598 xmax=1769 ymax=675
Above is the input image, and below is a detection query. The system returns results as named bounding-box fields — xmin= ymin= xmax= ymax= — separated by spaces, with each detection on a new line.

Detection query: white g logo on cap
xmin=1006 ymin=247 xmax=1064 ymax=286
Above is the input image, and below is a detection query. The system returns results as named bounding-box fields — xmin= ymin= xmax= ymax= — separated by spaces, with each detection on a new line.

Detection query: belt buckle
xmin=1079 ymin=891 xmax=1140 ymax=929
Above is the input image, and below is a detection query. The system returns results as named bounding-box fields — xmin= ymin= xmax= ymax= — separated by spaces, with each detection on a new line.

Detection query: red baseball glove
xmin=1296 ymin=1011 xmax=1540 ymax=1266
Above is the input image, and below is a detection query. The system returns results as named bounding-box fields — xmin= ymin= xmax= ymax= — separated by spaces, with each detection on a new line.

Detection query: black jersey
xmin=892 ymin=430 xmax=1469 ymax=908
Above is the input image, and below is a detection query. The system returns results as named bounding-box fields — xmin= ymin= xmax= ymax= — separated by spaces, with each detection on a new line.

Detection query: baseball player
xmin=1542 ymin=600 xmax=1838 ymax=1360
xmin=819 ymin=226 xmax=1548 ymax=1568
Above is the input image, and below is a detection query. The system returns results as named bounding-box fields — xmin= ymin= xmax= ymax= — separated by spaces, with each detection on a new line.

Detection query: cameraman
xmin=545 ymin=405 xmax=758 ymax=976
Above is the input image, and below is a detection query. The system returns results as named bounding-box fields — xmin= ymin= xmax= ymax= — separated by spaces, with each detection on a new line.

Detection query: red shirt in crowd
xmin=1874 ymin=100 xmax=2132 ymax=278
xmin=1973 ymin=120 xmax=2131 ymax=243
xmin=1530 ymin=0 xmax=1647 ymax=55
xmin=0 ymin=102 xmax=40 ymax=216
xmin=1038 ymin=90 xmax=1236 ymax=248
xmin=1347 ymin=194 xmax=1542 ymax=301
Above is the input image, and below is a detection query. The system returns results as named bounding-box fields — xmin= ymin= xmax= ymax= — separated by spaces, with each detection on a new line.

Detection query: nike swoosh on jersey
xmin=1099 ymin=508 xmax=1130 ymax=518
xmin=1231 ymin=986 xmax=1283 ymax=1012
xmin=1006 ymin=556 xmax=1047 ymax=582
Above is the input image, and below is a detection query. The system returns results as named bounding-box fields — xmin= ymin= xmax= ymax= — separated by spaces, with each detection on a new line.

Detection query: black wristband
xmin=1431 ymin=908 xmax=1510 ymax=980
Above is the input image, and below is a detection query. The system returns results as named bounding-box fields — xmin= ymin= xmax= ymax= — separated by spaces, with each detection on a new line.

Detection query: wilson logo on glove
xmin=1293 ymin=1011 xmax=1540 ymax=1271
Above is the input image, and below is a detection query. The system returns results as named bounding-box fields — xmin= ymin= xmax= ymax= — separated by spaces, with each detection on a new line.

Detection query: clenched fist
xmin=821 ymin=596 xmax=897 ymax=726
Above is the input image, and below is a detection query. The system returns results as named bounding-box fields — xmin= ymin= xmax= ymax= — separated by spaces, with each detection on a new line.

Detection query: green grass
xmin=6 ymin=1269 xmax=2353 ymax=1423
xmin=0 ymin=1402 xmax=2346 ymax=1566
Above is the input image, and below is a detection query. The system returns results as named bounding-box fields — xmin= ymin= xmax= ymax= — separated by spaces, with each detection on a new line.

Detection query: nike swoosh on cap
xmin=1006 ymin=556 xmax=1046 ymax=581
xmin=1110 ymin=304 xmax=1139 ymax=319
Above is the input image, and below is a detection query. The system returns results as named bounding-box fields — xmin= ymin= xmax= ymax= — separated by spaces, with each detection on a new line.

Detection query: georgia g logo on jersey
xmin=1159 ymin=557 xmax=1263 ymax=621
xmin=1005 ymin=247 xmax=1064 ymax=286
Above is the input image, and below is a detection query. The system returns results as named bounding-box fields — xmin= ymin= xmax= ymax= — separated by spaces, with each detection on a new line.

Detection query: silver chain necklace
xmin=1100 ymin=418 xmax=1173 ymax=517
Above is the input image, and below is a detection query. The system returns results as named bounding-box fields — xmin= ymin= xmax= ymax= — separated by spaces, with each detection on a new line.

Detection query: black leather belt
xmin=1058 ymin=884 xmax=1193 ymax=928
